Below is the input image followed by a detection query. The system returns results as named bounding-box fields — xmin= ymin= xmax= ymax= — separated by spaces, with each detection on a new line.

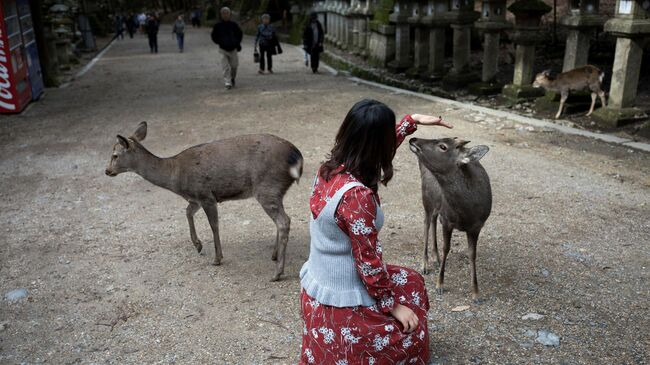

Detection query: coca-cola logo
xmin=0 ymin=26 xmax=16 ymax=111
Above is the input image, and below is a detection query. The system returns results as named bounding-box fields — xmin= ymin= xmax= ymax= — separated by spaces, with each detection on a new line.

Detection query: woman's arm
xmin=395 ymin=114 xmax=453 ymax=148
xmin=337 ymin=187 xmax=397 ymax=314
xmin=395 ymin=114 xmax=418 ymax=148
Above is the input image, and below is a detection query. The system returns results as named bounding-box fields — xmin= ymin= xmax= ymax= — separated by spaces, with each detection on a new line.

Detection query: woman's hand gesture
xmin=411 ymin=114 xmax=453 ymax=129
xmin=390 ymin=304 xmax=419 ymax=333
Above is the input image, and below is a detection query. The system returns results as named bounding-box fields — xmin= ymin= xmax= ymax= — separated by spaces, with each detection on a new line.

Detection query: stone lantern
xmin=592 ymin=0 xmax=650 ymax=127
xmin=341 ymin=0 xmax=354 ymax=50
xmin=407 ymin=0 xmax=430 ymax=76
xmin=502 ymin=0 xmax=552 ymax=101
xmin=387 ymin=0 xmax=413 ymax=71
xmin=469 ymin=0 xmax=512 ymax=94
xmin=336 ymin=0 xmax=347 ymax=48
xmin=357 ymin=0 xmax=373 ymax=56
xmin=560 ymin=0 xmax=604 ymax=72
xmin=325 ymin=0 xmax=335 ymax=43
xmin=441 ymin=0 xmax=481 ymax=90
xmin=421 ymin=0 xmax=452 ymax=80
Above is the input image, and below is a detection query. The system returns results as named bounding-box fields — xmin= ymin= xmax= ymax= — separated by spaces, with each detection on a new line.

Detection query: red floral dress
xmin=300 ymin=115 xmax=430 ymax=365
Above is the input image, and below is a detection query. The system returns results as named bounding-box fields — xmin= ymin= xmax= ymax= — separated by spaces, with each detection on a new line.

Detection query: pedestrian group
xmin=112 ymin=7 xmax=325 ymax=90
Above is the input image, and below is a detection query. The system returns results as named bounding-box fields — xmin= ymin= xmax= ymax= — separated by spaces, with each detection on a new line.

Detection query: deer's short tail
xmin=287 ymin=145 xmax=304 ymax=184
xmin=599 ymin=71 xmax=605 ymax=84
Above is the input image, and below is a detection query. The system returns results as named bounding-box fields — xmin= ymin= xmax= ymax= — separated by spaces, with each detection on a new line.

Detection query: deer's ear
xmin=117 ymin=135 xmax=130 ymax=149
xmin=131 ymin=121 xmax=147 ymax=142
xmin=455 ymin=138 xmax=470 ymax=148
xmin=459 ymin=145 xmax=489 ymax=164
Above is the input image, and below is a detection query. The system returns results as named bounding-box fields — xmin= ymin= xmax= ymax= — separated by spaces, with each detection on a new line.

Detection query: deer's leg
xmin=555 ymin=91 xmax=568 ymax=119
xmin=436 ymin=221 xmax=453 ymax=297
xmin=587 ymin=92 xmax=597 ymax=116
xmin=421 ymin=211 xmax=431 ymax=275
xmin=598 ymin=90 xmax=607 ymax=109
xmin=186 ymin=202 xmax=202 ymax=253
xmin=432 ymin=213 xmax=440 ymax=265
xmin=257 ymin=195 xmax=290 ymax=282
xmin=467 ymin=230 xmax=482 ymax=304
xmin=201 ymin=202 xmax=223 ymax=266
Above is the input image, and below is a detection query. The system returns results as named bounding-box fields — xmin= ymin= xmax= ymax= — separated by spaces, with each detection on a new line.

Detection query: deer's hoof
xmin=212 ymin=258 xmax=222 ymax=266
xmin=421 ymin=263 xmax=428 ymax=275
xmin=194 ymin=241 xmax=203 ymax=253
xmin=436 ymin=287 xmax=444 ymax=297
xmin=270 ymin=273 xmax=282 ymax=282
xmin=271 ymin=253 xmax=278 ymax=261
xmin=473 ymin=297 xmax=485 ymax=306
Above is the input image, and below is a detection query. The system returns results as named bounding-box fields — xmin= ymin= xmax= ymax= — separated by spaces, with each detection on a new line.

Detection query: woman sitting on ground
xmin=300 ymin=99 xmax=452 ymax=364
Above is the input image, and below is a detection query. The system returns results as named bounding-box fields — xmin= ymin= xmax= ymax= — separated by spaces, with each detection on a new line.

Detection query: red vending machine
xmin=0 ymin=0 xmax=32 ymax=113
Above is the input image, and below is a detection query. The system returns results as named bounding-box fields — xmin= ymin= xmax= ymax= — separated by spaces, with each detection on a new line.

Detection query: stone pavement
xmin=0 ymin=25 xmax=649 ymax=364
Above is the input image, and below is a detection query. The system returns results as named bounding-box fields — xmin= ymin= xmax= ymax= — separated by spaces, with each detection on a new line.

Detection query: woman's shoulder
xmin=314 ymin=169 xmax=373 ymax=196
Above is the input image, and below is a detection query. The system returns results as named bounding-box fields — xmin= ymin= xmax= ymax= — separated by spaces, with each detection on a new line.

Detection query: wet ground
xmin=1 ymin=25 xmax=649 ymax=364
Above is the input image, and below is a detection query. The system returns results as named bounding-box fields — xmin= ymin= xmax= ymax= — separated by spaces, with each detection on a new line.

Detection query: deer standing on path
xmin=532 ymin=65 xmax=606 ymax=119
xmin=410 ymin=137 xmax=492 ymax=303
xmin=105 ymin=122 xmax=303 ymax=281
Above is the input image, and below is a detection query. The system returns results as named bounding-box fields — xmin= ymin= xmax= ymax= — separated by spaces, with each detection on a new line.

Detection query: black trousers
xmin=259 ymin=45 xmax=273 ymax=71
xmin=310 ymin=50 xmax=320 ymax=72
xmin=148 ymin=34 xmax=158 ymax=53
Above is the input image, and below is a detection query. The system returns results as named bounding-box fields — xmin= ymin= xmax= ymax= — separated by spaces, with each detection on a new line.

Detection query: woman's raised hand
xmin=390 ymin=304 xmax=419 ymax=333
xmin=411 ymin=114 xmax=453 ymax=129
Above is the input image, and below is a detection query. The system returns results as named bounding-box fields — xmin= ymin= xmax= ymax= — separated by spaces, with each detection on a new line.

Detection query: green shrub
xmin=206 ymin=6 xmax=217 ymax=20
xmin=373 ymin=0 xmax=394 ymax=24
xmin=288 ymin=13 xmax=308 ymax=45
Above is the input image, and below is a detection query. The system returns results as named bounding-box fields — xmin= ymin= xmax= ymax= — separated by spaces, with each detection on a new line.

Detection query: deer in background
xmin=410 ymin=137 xmax=492 ymax=303
xmin=105 ymin=122 xmax=303 ymax=281
xmin=532 ymin=65 xmax=606 ymax=119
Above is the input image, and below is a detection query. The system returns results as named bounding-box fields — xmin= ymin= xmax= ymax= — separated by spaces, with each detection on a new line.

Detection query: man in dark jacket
xmin=303 ymin=12 xmax=324 ymax=73
xmin=211 ymin=7 xmax=243 ymax=89
xmin=145 ymin=14 xmax=159 ymax=53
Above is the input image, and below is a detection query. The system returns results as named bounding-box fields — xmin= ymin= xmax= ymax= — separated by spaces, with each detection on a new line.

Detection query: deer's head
xmin=105 ymin=122 xmax=148 ymax=177
xmin=409 ymin=137 xmax=489 ymax=174
xmin=532 ymin=70 xmax=553 ymax=88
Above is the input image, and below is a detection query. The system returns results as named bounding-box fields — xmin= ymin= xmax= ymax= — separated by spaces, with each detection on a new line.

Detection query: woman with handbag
xmin=255 ymin=14 xmax=277 ymax=74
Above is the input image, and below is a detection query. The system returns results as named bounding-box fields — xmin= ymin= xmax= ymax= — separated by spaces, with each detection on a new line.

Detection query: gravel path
xmin=1 ymin=25 xmax=649 ymax=365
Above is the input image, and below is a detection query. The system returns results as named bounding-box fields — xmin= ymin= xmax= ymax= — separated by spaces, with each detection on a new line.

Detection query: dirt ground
xmin=1 ymin=26 xmax=649 ymax=365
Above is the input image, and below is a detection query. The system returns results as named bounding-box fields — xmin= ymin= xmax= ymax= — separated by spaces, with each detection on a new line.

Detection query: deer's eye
xmin=439 ymin=144 xmax=448 ymax=151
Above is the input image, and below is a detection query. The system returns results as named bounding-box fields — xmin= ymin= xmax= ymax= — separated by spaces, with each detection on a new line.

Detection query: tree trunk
xmin=29 ymin=0 xmax=59 ymax=87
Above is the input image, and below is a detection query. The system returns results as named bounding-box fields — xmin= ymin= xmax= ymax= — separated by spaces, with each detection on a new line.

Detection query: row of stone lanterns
xmin=318 ymin=0 xmax=649 ymax=127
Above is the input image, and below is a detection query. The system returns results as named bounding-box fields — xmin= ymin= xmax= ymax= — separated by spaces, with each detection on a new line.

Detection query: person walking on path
xmin=302 ymin=12 xmax=324 ymax=73
xmin=191 ymin=9 xmax=202 ymax=28
xmin=126 ymin=13 xmax=136 ymax=38
xmin=172 ymin=14 xmax=186 ymax=52
xmin=299 ymin=99 xmax=453 ymax=364
xmin=115 ymin=14 xmax=125 ymax=40
xmin=255 ymin=14 xmax=278 ymax=74
xmin=145 ymin=14 xmax=159 ymax=53
xmin=137 ymin=13 xmax=146 ymax=34
xmin=211 ymin=7 xmax=243 ymax=89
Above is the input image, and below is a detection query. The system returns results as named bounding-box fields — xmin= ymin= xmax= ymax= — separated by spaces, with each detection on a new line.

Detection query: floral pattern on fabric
xmin=300 ymin=266 xmax=430 ymax=365
xmin=302 ymin=115 xmax=429 ymax=364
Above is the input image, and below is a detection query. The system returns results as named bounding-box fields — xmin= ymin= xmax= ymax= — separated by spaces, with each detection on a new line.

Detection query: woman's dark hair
xmin=320 ymin=99 xmax=397 ymax=190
